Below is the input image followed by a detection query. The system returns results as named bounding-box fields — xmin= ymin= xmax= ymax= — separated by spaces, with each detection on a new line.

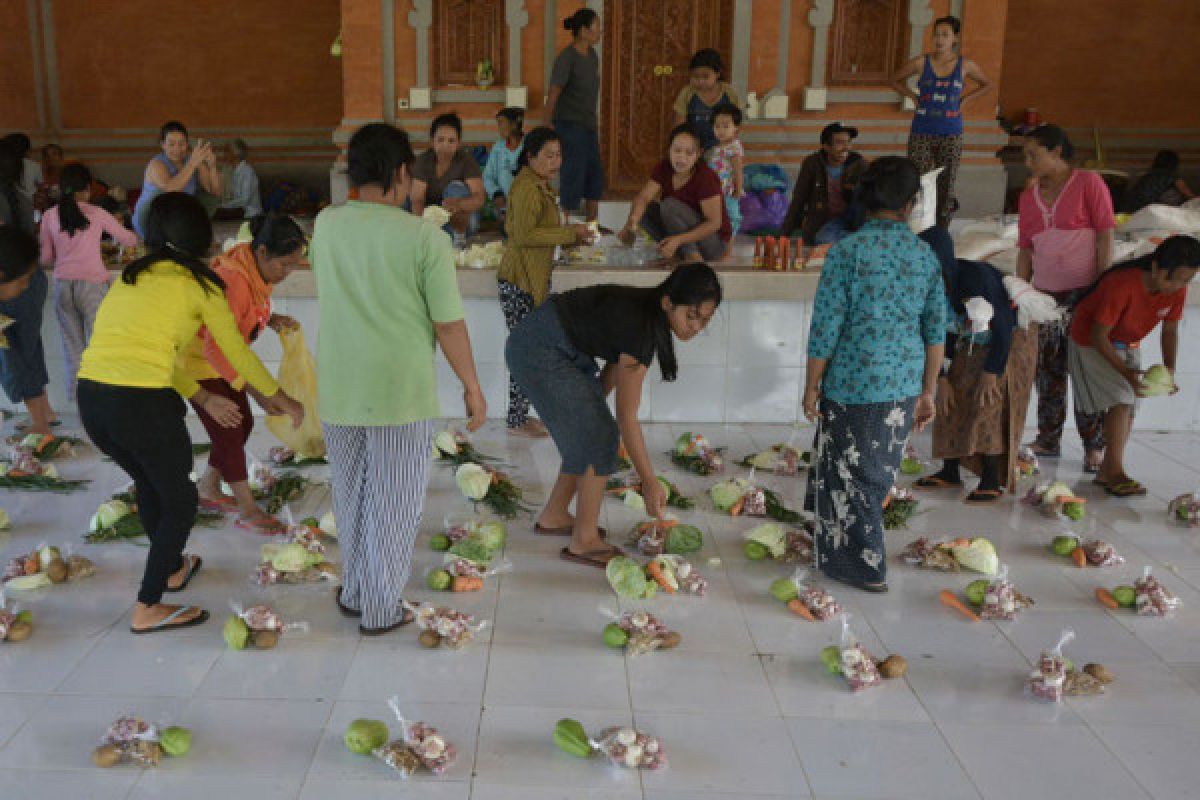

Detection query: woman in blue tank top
xmin=892 ymin=15 xmax=991 ymax=226
xmin=132 ymin=121 xmax=221 ymax=237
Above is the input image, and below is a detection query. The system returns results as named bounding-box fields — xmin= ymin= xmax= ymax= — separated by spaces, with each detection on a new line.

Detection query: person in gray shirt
xmin=545 ymin=8 xmax=604 ymax=221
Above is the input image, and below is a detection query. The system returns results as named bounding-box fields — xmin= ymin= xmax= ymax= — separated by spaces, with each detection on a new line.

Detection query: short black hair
xmin=688 ymin=48 xmax=724 ymax=76
xmin=159 ymin=120 xmax=188 ymax=142
xmin=430 ymin=112 xmax=463 ymax=139
xmin=1151 ymin=150 xmax=1180 ymax=172
xmin=1026 ymin=124 xmax=1075 ymax=161
xmin=347 ymin=122 xmax=415 ymax=193
xmin=563 ymin=8 xmax=598 ymax=35
xmin=820 ymin=122 xmax=859 ymax=145
xmin=856 ymin=156 xmax=920 ymax=213
xmin=667 ymin=122 xmax=704 ymax=151
xmin=934 ymin=15 xmax=961 ymax=34
xmin=711 ymin=102 xmax=742 ymax=127
xmin=496 ymin=107 xmax=525 ymax=136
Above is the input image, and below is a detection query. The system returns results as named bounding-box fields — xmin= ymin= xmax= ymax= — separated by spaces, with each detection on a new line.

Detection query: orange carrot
xmin=1095 ymin=588 xmax=1119 ymax=610
xmin=950 ymin=538 xmax=971 ymax=549
xmin=1058 ymin=496 xmax=1087 ymax=505
xmin=1071 ymin=547 xmax=1088 ymax=569
xmin=939 ymin=589 xmax=980 ymax=622
xmin=645 ymin=561 xmax=677 ymax=594
xmin=787 ymin=599 xmax=816 ymax=621
xmin=451 ymin=576 xmax=484 ymax=592
xmin=34 ymin=435 xmax=54 ymax=456
xmin=617 ymin=442 xmax=630 ymax=461
xmin=882 ymin=494 xmax=893 ymax=510
xmin=730 ymin=496 xmax=746 ymax=517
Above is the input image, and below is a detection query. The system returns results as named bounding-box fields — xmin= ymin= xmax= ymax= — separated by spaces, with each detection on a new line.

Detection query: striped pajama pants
xmin=323 ymin=419 xmax=435 ymax=629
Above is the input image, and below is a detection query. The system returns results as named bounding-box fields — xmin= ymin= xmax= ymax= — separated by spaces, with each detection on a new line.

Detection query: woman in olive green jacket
xmin=497 ymin=127 xmax=593 ymax=437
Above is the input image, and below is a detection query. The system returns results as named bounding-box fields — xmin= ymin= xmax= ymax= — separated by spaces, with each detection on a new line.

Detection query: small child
xmin=1068 ymin=235 xmax=1199 ymax=496
xmin=482 ymin=107 xmax=525 ymax=219
xmin=708 ymin=102 xmax=744 ymax=255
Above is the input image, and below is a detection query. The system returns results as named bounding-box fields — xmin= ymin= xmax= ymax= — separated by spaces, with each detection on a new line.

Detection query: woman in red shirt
xmin=618 ymin=123 xmax=730 ymax=263
xmin=1068 ymin=235 xmax=1199 ymax=496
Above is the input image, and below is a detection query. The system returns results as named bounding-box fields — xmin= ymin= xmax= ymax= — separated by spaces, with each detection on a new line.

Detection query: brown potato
xmin=5 ymin=621 xmax=32 ymax=642
xmin=658 ymin=631 xmax=682 ymax=650
xmin=252 ymin=630 xmax=279 ymax=649
xmin=1083 ymin=663 xmax=1115 ymax=684
xmin=46 ymin=558 xmax=68 ymax=584
xmin=91 ymin=744 xmax=122 ymax=768
xmin=418 ymin=630 xmax=442 ymax=649
xmin=877 ymin=655 xmax=907 ymax=679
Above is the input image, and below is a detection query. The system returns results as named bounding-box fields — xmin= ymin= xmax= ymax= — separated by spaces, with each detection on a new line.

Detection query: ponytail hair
xmin=247 ymin=212 xmax=307 ymax=258
xmin=123 ymin=192 xmax=224 ymax=294
xmin=1026 ymin=124 xmax=1075 ymax=161
xmin=1077 ymin=235 xmax=1200 ymax=305
xmin=563 ymin=8 xmax=598 ymax=36
xmin=646 ymin=262 xmax=723 ymax=381
xmin=57 ymin=163 xmax=93 ymax=237
xmin=513 ymin=126 xmax=560 ymax=175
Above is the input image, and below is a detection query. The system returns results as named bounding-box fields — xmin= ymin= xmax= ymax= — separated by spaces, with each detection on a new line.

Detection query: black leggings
xmin=78 ymin=379 xmax=198 ymax=605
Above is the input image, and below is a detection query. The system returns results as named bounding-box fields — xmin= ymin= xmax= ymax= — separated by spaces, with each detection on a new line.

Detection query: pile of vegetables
xmin=951 ymin=566 xmax=1035 ymax=621
xmin=627 ymin=518 xmax=703 ymax=557
xmin=900 ymin=536 xmax=999 ymax=575
xmin=0 ymin=595 xmax=32 ymax=642
xmin=742 ymin=522 xmax=814 ymax=564
xmin=554 ymin=719 xmax=667 ymax=769
xmin=601 ymin=609 xmax=680 ymax=655
xmin=1139 ymin=364 xmax=1177 ymax=397
xmin=1168 ymin=493 xmax=1199 ymax=527
xmin=455 ymin=463 xmax=530 ymax=518
xmin=709 ymin=478 xmax=801 ymax=523
xmin=1096 ymin=567 xmax=1181 ymax=617
xmin=670 ymin=432 xmax=724 ymax=476
xmin=430 ymin=517 xmax=506 ymax=557
xmin=1027 ymin=630 xmax=1110 ymax=701
xmin=882 ymin=486 xmax=919 ymax=529
xmin=253 ymin=540 xmax=338 ymax=585
xmin=426 ymin=557 xmax=511 ymax=593
xmin=223 ymin=603 xmax=306 ymax=650
xmin=819 ymin=616 xmax=886 ymax=691
xmin=85 ymin=493 xmax=223 ymax=544
xmin=413 ymin=603 xmax=486 ymax=649
xmin=433 ymin=429 xmax=499 ymax=467
xmin=92 ymin=717 xmax=191 ymax=768
xmin=604 ymin=556 xmax=659 ymax=600
xmin=738 ymin=443 xmax=810 ymax=476
xmin=9 ymin=432 xmax=86 ymax=460
xmin=250 ymin=468 xmax=311 ymax=514
xmin=346 ymin=698 xmax=457 ymax=777
xmin=770 ymin=568 xmax=842 ymax=621
xmin=606 ymin=474 xmax=693 ymax=510
xmin=645 ymin=554 xmax=706 ymax=596
xmin=1015 ymin=446 xmax=1040 ymax=479
xmin=268 ymin=445 xmax=327 ymax=468
xmin=1048 ymin=535 xmax=1124 ymax=568
xmin=2 ymin=545 xmax=94 ymax=590
xmin=1025 ymin=481 xmax=1086 ymax=521
xmin=454 ymin=240 xmax=505 ymax=269
xmin=0 ymin=451 xmax=88 ymax=492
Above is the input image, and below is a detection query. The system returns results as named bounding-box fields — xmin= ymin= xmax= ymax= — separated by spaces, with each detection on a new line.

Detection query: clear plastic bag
xmin=838 ymin=614 xmax=880 ymax=691
xmin=93 ymin=713 xmax=189 ymax=767
xmin=264 ymin=327 xmax=326 ymax=459
xmin=1028 ymin=629 xmax=1073 ymax=702
xmin=371 ymin=696 xmax=457 ymax=777
xmin=410 ymin=603 xmax=488 ymax=649
xmin=790 ymin=568 xmax=842 ymax=620
xmin=598 ymin=605 xmax=675 ymax=656
xmin=1134 ymin=565 xmax=1181 ymax=617
xmin=594 ymin=726 xmax=667 ymax=770
xmin=978 ymin=564 xmax=1030 ymax=621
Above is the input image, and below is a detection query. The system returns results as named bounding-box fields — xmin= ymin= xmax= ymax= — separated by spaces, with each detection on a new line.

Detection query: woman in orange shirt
xmin=183 ymin=214 xmax=306 ymax=532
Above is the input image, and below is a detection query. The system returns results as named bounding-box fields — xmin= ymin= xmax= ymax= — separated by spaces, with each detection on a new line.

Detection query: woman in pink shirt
xmin=1015 ymin=125 xmax=1115 ymax=470
xmin=39 ymin=163 xmax=140 ymax=401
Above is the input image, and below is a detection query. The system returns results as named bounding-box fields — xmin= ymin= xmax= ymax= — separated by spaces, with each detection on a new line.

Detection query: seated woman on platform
xmin=618 ymin=123 xmax=731 ymax=263
xmin=131 ymin=121 xmax=221 ymax=237
xmin=410 ymin=113 xmax=486 ymax=236
xmin=1121 ymin=150 xmax=1196 ymax=213
xmin=914 ymin=227 xmax=1039 ymax=504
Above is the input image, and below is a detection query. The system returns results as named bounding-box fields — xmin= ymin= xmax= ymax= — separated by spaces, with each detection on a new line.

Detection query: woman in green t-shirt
xmin=310 ymin=123 xmax=486 ymax=635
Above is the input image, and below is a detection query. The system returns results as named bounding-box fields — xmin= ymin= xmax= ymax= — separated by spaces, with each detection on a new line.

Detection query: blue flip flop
xmin=130 ymin=606 xmax=210 ymax=634
xmin=163 ymin=555 xmax=203 ymax=593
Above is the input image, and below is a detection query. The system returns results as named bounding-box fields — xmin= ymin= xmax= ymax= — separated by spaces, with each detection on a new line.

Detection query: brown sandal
xmin=359 ymin=606 xmax=415 ymax=635
xmin=965 ymin=488 xmax=1004 ymax=505
xmin=559 ymin=545 xmax=624 ymax=569
xmin=535 ymin=523 xmax=607 ymax=539
xmin=914 ymin=476 xmax=963 ymax=490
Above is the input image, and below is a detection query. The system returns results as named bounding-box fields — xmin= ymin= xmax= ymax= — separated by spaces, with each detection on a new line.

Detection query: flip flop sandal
xmin=236 ymin=516 xmax=285 ymax=535
xmin=560 ymin=545 xmax=624 ymax=569
xmin=335 ymin=587 xmax=361 ymax=618
xmin=130 ymin=606 xmax=210 ymax=634
xmin=914 ymin=476 xmax=963 ymax=490
xmin=1105 ymin=480 xmax=1147 ymax=497
xmin=534 ymin=523 xmax=607 ymax=540
xmin=359 ymin=606 xmax=415 ymax=636
xmin=163 ymin=555 xmax=203 ymax=593
xmin=965 ymin=489 xmax=1004 ymax=505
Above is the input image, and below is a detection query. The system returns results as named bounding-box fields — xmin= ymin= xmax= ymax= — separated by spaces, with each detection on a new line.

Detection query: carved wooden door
xmin=602 ymin=0 xmax=733 ymax=194
xmin=433 ymin=0 xmax=505 ymax=86
xmin=828 ymin=0 xmax=908 ymax=86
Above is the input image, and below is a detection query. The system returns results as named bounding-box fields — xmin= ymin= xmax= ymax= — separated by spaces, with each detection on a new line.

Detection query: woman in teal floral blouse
xmin=803 ymin=156 xmax=947 ymax=592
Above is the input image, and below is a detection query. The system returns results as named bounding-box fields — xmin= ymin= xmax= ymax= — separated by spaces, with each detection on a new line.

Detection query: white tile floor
xmin=2 ymin=418 xmax=1200 ymax=799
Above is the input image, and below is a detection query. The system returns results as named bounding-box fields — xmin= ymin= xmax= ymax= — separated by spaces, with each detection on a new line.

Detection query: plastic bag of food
xmin=977 ymin=564 xmax=1032 ymax=621
xmin=374 ymin=696 xmax=456 ymax=776
xmin=1028 ymin=629 xmax=1073 ymax=702
xmin=1082 ymin=540 xmax=1124 ymax=568
xmin=838 ymin=614 xmax=880 ymax=691
xmin=411 ymin=603 xmax=488 ymax=649
xmin=264 ymin=327 xmax=326 ymax=459
xmin=594 ymin=726 xmax=667 ymax=769
xmin=93 ymin=714 xmax=192 ymax=767
xmin=1169 ymin=492 xmax=1200 ymax=527
xmin=599 ymin=606 xmax=678 ymax=656
xmin=1134 ymin=566 xmax=1181 ymax=617
xmin=649 ymin=555 xmax=707 ymax=596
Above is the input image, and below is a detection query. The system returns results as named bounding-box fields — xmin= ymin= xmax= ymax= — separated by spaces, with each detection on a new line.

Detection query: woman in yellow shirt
xmin=78 ymin=192 xmax=303 ymax=634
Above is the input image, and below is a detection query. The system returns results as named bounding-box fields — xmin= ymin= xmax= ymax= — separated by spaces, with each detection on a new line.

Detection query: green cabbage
xmin=263 ymin=542 xmax=322 ymax=573
xmin=344 ymin=719 xmax=390 ymax=755
xmin=160 ymin=726 xmax=192 ymax=757
xmin=474 ymin=521 xmax=507 ymax=551
xmin=456 ymin=463 xmax=491 ymax=500
xmin=951 ymin=537 xmax=998 ymax=575
xmin=674 ymin=432 xmax=696 ymax=456
xmin=710 ymin=478 xmax=750 ymax=512
xmin=448 ymin=536 xmax=493 ymax=566
xmin=223 ymin=616 xmax=250 ymax=650
xmin=744 ymin=523 xmax=787 ymax=558
xmin=605 ymin=556 xmax=651 ymax=599
xmin=665 ymin=524 xmax=703 ymax=554
xmin=2 ymin=573 xmax=51 ymax=591
xmin=1140 ymin=364 xmax=1175 ymax=396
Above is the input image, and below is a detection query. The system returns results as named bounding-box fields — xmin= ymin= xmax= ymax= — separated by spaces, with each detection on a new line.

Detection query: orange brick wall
xmin=1000 ymin=0 xmax=1200 ymax=129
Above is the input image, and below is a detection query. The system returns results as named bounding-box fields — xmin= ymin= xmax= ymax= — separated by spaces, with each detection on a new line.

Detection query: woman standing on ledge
xmin=546 ymin=8 xmax=604 ymax=221
xmin=892 ymin=15 xmax=992 ymax=227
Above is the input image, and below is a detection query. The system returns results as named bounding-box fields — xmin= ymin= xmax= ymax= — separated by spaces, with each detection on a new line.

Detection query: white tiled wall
xmin=14 ymin=293 xmax=1200 ymax=431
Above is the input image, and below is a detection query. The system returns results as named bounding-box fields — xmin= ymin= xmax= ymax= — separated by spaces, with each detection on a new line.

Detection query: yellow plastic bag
xmin=264 ymin=327 xmax=326 ymax=459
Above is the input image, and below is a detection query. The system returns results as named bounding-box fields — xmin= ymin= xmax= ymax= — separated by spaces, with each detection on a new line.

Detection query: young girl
xmin=708 ymin=103 xmax=745 ymax=250
xmin=40 ymin=163 xmax=140 ymax=402
xmin=483 ymin=107 xmax=525 ymax=217
xmin=1068 ymin=235 xmax=1199 ymax=496
xmin=180 ymin=214 xmax=305 ymax=532
xmin=672 ymin=49 xmax=743 ymax=154
xmin=507 ymin=263 xmax=722 ymax=567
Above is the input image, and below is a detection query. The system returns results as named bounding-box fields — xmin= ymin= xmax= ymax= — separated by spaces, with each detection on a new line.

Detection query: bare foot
xmin=132 ymin=602 xmax=204 ymax=631
xmin=508 ymin=420 xmax=550 ymax=439
xmin=570 ymin=527 xmax=607 ymax=554
xmin=536 ymin=512 xmax=576 ymax=530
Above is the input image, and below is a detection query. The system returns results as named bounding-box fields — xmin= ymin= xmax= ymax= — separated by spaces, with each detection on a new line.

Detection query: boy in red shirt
xmin=1068 ymin=235 xmax=1199 ymax=495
